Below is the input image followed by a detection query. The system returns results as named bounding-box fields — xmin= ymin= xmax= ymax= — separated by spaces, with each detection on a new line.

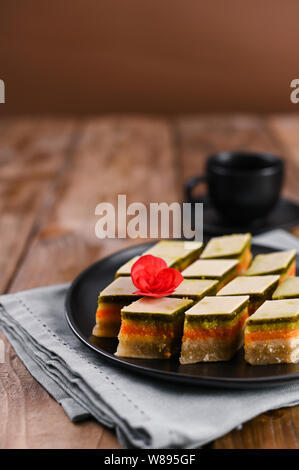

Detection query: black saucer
xmin=198 ymin=197 xmax=299 ymax=235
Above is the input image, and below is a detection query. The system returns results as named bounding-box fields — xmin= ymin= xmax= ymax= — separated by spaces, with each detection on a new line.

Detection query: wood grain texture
xmin=10 ymin=117 xmax=177 ymax=292
xmin=1 ymin=115 xmax=299 ymax=449
xmin=0 ymin=118 xmax=77 ymax=294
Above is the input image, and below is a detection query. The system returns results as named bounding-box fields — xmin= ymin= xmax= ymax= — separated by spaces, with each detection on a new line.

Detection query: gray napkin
xmin=1 ymin=229 xmax=299 ymax=449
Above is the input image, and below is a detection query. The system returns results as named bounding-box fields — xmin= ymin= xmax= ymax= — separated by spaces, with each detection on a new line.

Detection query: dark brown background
xmin=1 ymin=0 xmax=298 ymax=115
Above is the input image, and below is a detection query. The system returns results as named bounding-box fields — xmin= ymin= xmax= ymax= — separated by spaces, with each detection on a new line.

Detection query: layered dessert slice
xmin=180 ymin=295 xmax=249 ymax=364
xmin=92 ymin=277 xmax=140 ymax=338
xmin=217 ymin=275 xmax=279 ymax=315
xmin=169 ymin=278 xmax=219 ymax=301
xmin=143 ymin=240 xmax=203 ymax=271
xmin=273 ymin=277 xmax=299 ymax=300
xmin=245 ymin=249 xmax=296 ymax=283
xmin=200 ymin=233 xmax=252 ymax=273
xmin=116 ymin=297 xmax=193 ymax=359
xmin=245 ymin=299 xmax=299 ymax=364
xmin=181 ymin=259 xmax=238 ymax=290
xmin=115 ymin=256 xmax=140 ymax=278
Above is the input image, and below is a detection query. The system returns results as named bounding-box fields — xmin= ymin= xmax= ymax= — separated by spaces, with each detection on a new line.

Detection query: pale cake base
xmin=115 ymin=335 xmax=181 ymax=359
xmin=180 ymin=331 xmax=244 ymax=364
xmin=245 ymin=337 xmax=299 ymax=365
xmin=92 ymin=320 xmax=120 ymax=338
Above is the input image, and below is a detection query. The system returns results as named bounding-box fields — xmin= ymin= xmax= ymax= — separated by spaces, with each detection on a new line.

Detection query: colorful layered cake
xmin=245 ymin=299 xmax=299 ymax=364
xmin=169 ymin=278 xmax=219 ymax=301
xmin=92 ymin=277 xmax=140 ymax=338
xmin=180 ymin=295 xmax=249 ymax=364
xmin=115 ymin=256 xmax=140 ymax=278
xmin=200 ymin=233 xmax=252 ymax=273
xmin=273 ymin=277 xmax=299 ymax=300
xmin=182 ymin=259 xmax=238 ymax=290
xmin=116 ymin=297 xmax=193 ymax=359
xmin=217 ymin=275 xmax=279 ymax=315
xmin=143 ymin=240 xmax=203 ymax=271
xmin=246 ymin=249 xmax=296 ymax=283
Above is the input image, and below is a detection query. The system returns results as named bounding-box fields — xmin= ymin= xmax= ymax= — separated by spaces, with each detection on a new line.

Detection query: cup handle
xmin=185 ymin=175 xmax=207 ymax=203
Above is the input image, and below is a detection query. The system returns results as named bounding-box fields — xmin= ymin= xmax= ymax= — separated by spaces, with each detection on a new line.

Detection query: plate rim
xmin=65 ymin=241 xmax=299 ymax=389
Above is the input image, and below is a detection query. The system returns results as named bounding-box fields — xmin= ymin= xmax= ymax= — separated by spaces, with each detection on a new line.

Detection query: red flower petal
xmin=131 ymin=254 xmax=183 ymax=297
xmin=155 ymin=268 xmax=183 ymax=292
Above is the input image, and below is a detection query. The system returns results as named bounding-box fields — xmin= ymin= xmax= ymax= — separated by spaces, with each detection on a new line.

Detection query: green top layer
xmin=247 ymin=299 xmax=299 ymax=325
xmin=184 ymin=295 xmax=249 ymax=321
xmin=201 ymin=233 xmax=251 ymax=259
xmin=121 ymin=297 xmax=193 ymax=321
xmin=169 ymin=278 xmax=218 ymax=299
xmin=99 ymin=277 xmax=138 ymax=300
xmin=182 ymin=259 xmax=238 ymax=279
xmin=246 ymin=250 xmax=296 ymax=276
xmin=115 ymin=256 xmax=140 ymax=277
xmin=272 ymin=277 xmax=299 ymax=299
xmin=217 ymin=275 xmax=279 ymax=298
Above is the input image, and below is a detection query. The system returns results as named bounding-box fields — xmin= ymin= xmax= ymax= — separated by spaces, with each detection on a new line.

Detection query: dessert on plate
xmin=169 ymin=278 xmax=219 ymax=301
xmin=200 ymin=233 xmax=252 ymax=273
xmin=180 ymin=295 xmax=249 ymax=364
xmin=116 ymin=297 xmax=193 ymax=359
xmin=143 ymin=240 xmax=203 ymax=271
xmin=182 ymin=258 xmax=238 ymax=290
xmin=245 ymin=299 xmax=299 ymax=364
xmin=272 ymin=277 xmax=299 ymax=300
xmin=92 ymin=277 xmax=140 ymax=338
xmin=217 ymin=275 xmax=280 ymax=315
xmin=115 ymin=256 xmax=140 ymax=278
xmin=245 ymin=249 xmax=296 ymax=283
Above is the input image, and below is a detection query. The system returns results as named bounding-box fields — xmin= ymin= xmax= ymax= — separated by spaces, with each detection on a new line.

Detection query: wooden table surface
xmin=1 ymin=115 xmax=299 ymax=449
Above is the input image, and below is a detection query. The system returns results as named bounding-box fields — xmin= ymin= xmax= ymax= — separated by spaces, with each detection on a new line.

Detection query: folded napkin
xmin=1 ymin=229 xmax=299 ymax=449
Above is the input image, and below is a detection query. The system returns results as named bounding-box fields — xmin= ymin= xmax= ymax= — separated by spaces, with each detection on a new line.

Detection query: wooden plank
xmin=213 ymin=406 xmax=299 ymax=449
xmin=2 ymin=117 xmax=178 ymax=448
xmin=10 ymin=117 xmax=178 ymax=291
xmin=176 ymin=114 xmax=299 ymax=449
xmin=0 ymin=118 xmax=77 ymax=294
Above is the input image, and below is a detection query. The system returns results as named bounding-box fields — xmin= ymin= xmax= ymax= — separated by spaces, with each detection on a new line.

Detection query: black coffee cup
xmin=185 ymin=151 xmax=284 ymax=223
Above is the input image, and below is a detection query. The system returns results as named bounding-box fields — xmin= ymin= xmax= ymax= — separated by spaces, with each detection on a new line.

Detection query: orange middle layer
xmin=183 ymin=310 xmax=248 ymax=341
xmin=279 ymin=260 xmax=296 ymax=284
xmin=96 ymin=303 xmax=121 ymax=321
xmin=245 ymin=327 xmax=299 ymax=343
xmin=237 ymin=246 xmax=252 ymax=273
xmin=119 ymin=320 xmax=175 ymax=338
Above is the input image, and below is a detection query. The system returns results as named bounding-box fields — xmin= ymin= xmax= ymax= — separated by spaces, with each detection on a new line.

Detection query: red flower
xmin=131 ymin=254 xmax=183 ymax=297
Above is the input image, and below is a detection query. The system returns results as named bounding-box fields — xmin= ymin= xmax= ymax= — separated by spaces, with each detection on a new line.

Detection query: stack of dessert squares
xmin=92 ymin=234 xmax=299 ymax=365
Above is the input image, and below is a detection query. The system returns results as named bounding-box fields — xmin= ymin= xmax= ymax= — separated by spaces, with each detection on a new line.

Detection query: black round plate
xmin=65 ymin=242 xmax=299 ymax=389
xmin=198 ymin=197 xmax=299 ymax=235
